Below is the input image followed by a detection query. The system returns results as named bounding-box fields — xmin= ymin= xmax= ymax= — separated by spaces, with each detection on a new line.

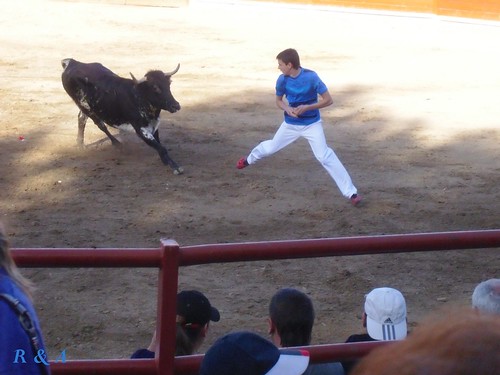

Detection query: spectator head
xmin=472 ymin=279 xmax=500 ymax=315
xmin=364 ymin=287 xmax=407 ymax=341
xmin=175 ymin=290 xmax=220 ymax=355
xmin=199 ymin=331 xmax=310 ymax=375
xmin=177 ymin=290 xmax=220 ymax=326
xmin=268 ymin=288 xmax=315 ymax=347
xmin=351 ymin=308 xmax=500 ymax=375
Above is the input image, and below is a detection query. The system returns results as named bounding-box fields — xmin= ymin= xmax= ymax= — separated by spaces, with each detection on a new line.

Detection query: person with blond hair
xmin=0 ymin=222 xmax=50 ymax=374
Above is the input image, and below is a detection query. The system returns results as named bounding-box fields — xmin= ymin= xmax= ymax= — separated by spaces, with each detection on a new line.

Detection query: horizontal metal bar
xmin=12 ymin=230 xmax=499 ymax=268
xmin=178 ymin=230 xmax=500 ymax=265
xmin=49 ymin=342 xmax=392 ymax=375
xmin=50 ymin=359 xmax=156 ymax=375
xmin=12 ymin=248 xmax=163 ymax=268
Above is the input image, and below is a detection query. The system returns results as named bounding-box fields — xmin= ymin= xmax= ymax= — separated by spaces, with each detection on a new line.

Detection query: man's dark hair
xmin=276 ymin=48 xmax=301 ymax=69
xmin=269 ymin=288 xmax=314 ymax=347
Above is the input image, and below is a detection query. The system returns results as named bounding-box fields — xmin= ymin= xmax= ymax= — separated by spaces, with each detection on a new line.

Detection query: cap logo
xmin=384 ymin=318 xmax=393 ymax=324
xmin=382 ymin=323 xmax=397 ymax=340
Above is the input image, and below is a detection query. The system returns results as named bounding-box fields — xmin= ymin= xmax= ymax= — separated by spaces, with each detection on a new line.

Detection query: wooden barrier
xmin=263 ymin=0 xmax=434 ymax=13
xmin=435 ymin=0 xmax=500 ymax=20
xmin=54 ymin=0 xmax=500 ymax=21
xmin=242 ymin=0 xmax=500 ymax=21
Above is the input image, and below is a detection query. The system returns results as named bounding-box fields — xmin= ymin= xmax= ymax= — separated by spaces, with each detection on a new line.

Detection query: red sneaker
xmin=236 ymin=157 xmax=248 ymax=169
xmin=350 ymin=194 xmax=363 ymax=206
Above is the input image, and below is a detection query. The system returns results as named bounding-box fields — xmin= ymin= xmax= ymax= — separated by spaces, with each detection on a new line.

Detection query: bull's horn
xmin=165 ymin=63 xmax=180 ymax=76
xmin=130 ymin=72 xmax=146 ymax=84
xmin=61 ymin=58 xmax=72 ymax=70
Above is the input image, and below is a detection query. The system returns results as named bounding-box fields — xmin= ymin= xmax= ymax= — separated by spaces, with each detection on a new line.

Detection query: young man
xmin=268 ymin=288 xmax=345 ymax=375
xmin=237 ymin=48 xmax=362 ymax=206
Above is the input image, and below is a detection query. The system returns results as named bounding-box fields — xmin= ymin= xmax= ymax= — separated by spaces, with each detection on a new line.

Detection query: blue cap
xmin=200 ymin=331 xmax=309 ymax=375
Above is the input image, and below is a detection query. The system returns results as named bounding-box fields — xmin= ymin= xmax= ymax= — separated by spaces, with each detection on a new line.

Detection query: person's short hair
xmin=199 ymin=331 xmax=310 ymax=375
xmin=472 ymin=279 xmax=500 ymax=315
xmin=364 ymin=287 xmax=407 ymax=340
xmin=269 ymin=288 xmax=314 ymax=346
xmin=351 ymin=308 xmax=500 ymax=375
xmin=276 ymin=48 xmax=301 ymax=69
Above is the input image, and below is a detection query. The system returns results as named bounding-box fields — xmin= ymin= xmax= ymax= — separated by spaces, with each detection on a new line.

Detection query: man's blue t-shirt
xmin=0 ymin=268 xmax=50 ymax=374
xmin=275 ymin=68 xmax=328 ymax=125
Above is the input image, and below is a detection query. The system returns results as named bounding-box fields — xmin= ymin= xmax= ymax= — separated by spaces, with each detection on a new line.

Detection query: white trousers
xmin=246 ymin=120 xmax=357 ymax=198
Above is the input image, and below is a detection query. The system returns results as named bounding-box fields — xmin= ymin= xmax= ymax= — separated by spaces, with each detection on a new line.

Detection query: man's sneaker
xmin=236 ymin=157 xmax=249 ymax=169
xmin=350 ymin=194 xmax=363 ymax=206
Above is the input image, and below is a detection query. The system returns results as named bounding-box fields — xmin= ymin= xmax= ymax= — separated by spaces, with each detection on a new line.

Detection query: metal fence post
xmin=156 ymin=239 xmax=180 ymax=375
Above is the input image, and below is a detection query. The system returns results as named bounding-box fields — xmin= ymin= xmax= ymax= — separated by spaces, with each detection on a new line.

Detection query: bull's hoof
xmin=173 ymin=166 xmax=184 ymax=175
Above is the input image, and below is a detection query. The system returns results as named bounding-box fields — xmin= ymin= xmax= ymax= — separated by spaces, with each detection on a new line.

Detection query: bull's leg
xmin=77 ymin=111 xmax=88 ymax=148
xmin=137 ymin=127 xmax=183 ymax=175
xmin=94 ymin=120 xmax=122 ymax=147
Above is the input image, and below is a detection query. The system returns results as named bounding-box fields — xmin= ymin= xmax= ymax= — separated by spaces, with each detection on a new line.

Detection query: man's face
xmin=277 ymin=59 xmax=293 ymax=76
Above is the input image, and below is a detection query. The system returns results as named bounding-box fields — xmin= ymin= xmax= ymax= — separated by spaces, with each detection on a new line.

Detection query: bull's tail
xmin=61 ymin=58 xmax=72 ymax=71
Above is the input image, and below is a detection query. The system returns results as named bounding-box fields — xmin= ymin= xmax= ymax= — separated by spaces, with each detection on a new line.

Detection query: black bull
xmin=61 ymin=58 xmax=183 ymax=175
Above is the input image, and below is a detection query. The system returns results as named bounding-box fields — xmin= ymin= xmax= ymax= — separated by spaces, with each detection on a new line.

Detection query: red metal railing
xmin=12 ymin=229 xmax=500 ymax=375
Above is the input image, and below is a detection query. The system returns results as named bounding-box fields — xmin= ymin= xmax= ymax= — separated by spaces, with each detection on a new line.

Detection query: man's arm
xmin=276 ymin=95 xmax=298 ymax=118
xmin=316 ymin=90 xmax=334 ymax=109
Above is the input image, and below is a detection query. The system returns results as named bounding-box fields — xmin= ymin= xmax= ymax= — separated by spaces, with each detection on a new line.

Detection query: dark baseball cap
xmin=199 ymin=331 xmax=309 ymax=375
xmin=177 ymin=290 xmax=220 ymax=325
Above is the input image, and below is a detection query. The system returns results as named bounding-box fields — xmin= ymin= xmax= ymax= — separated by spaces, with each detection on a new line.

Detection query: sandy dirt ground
xmin=1 ymin=0 xmax=499 ymax=361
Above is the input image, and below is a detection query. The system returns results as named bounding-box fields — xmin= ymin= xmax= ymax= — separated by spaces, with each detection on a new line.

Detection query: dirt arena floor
xmin=1 ymin=0 xmax=499 ymax=361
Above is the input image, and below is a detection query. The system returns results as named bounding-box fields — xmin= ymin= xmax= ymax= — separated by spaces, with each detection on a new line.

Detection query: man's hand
xmin=291 ymin=105 xmax=308 ymax=116
xmin=286 ymin=106 xmax=299 ymax=118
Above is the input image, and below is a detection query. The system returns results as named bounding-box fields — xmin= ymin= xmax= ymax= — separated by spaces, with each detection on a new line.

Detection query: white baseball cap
xmin=364 ymin=287 xmax=407 ymax=341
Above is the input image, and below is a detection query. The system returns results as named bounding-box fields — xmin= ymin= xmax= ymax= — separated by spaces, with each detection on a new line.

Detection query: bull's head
xmin=130 ymin=64 xmax=181 ymax=113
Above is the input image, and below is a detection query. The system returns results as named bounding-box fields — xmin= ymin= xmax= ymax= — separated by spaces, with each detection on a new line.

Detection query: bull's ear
xmin=130 ymin=73 xmax=146 ymax=85
xmin=165 ymin=63 xmax=180 ymax=77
